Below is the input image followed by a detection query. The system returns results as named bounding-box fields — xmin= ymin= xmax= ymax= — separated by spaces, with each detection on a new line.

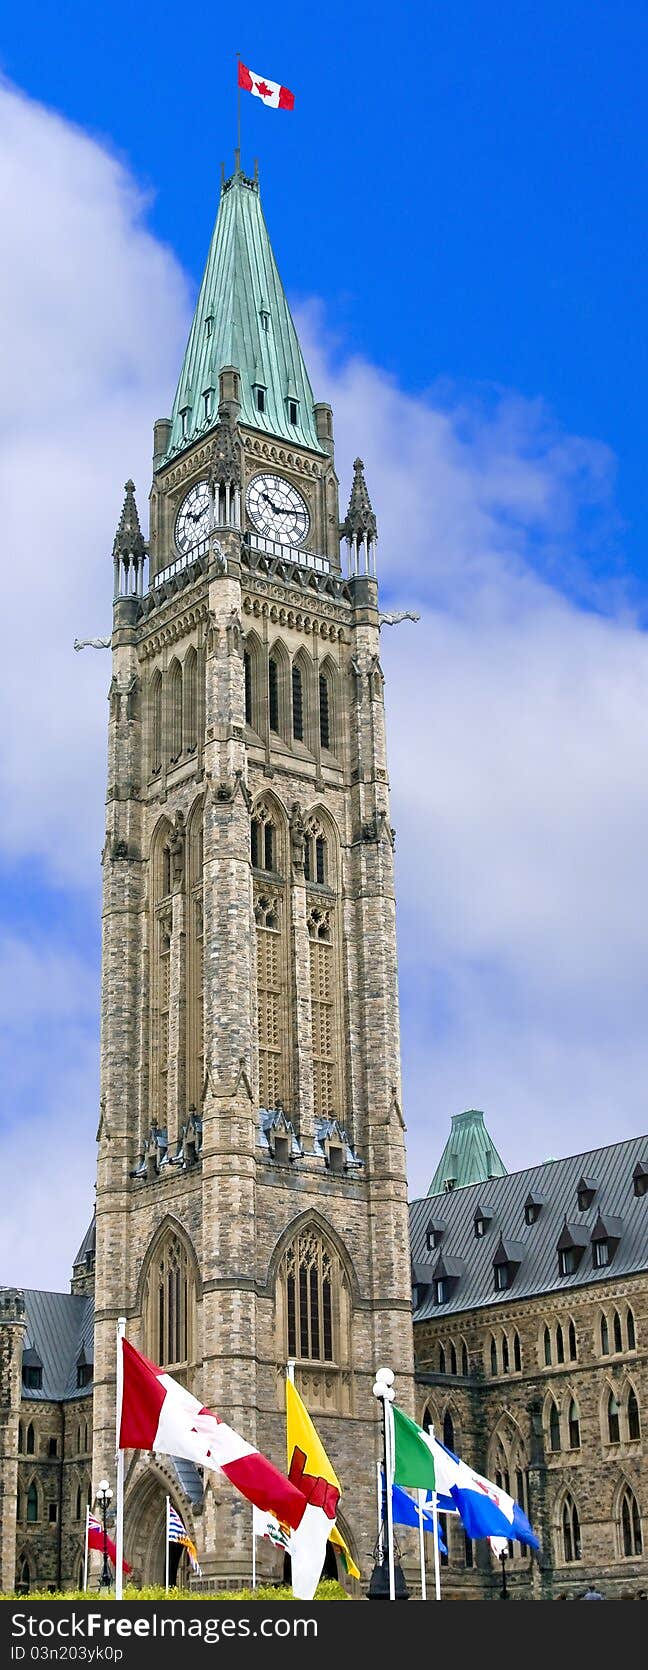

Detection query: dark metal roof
xmin=16 ymin=1290 xmax=94 ymax=1402
xmin=409 ymin=1134 xmax=648 ymax=1321
xmin=73 ymin=1213 xmax=96 ymax=1270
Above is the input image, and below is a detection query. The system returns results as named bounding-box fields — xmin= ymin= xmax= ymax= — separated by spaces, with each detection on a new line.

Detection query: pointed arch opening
xmin=613 ymin=1309 xmax=623 ymax=1354
xmin=142 ymin=1222 xmax=199 ymax=1379
xmin=183 ymin=647 xmax=198 ymax=754
xmin=600 ymin=1312 xmax=610 ymax=1356
xmin=275 ymin=1220 xmax=352 ymax=1414
xmin=618 ymin=1484 xmax=643 ymax=1558
xmin=318 ymin=656 xmax=338 ymax=756
xmin=559 ymin=1493 xmax=581 ymax=1563
xmin=186 ymin=798 xmax=204 ymax=1114
xmin=168 ymin=659 xmax=183 ymax=764
xmin=150 ymin=669 xmax=163 ymax=776
xmin=568 ymin=1396 xmax=580 ymax=1450
xmin=627 ymin=1385 xmax=641 ymax=1442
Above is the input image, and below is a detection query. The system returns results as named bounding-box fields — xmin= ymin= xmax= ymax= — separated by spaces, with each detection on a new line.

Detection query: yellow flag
xmin=286 ymin=1378 xmax=359 ymax=1579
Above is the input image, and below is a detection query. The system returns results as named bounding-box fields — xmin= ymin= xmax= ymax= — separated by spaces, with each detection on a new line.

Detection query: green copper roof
xmin=164 ymin=168 xmax=325 ymax=463
xmin=427 ymin=1110 xmax=507 ymax=1197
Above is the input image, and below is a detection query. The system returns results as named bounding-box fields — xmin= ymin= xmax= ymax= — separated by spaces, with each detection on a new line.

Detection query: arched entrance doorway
xmin=124 ymin=1465 xmax=197 ymax=1589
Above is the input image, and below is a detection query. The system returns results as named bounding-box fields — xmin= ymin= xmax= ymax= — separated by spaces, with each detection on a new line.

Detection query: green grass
xmin=1 ymin=1580 xmax=349 ymax=1602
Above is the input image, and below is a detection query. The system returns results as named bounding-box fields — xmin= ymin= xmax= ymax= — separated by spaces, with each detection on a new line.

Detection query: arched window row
xmin=618 ymin=1485 xmax=643 ymax=1559
xmin=245 ymin=637 xmax=339 ymax=759
xmin=437 ymin=1338 xmax=469 ymax=1378
xmin=599 ymin=1304 xmax=636 ymax=1358
xmin=541 ymin=1316 xmax=578 ymax=1367
xmin=545 ymin=1392 xmax=582 ymax=1454
xmin=251 ymin=799 xmax=344 ymax=1124
xmin=149 ymin=804 xmax=204 ymax=1131
xmin=488 ymin=1424 xmax=531 ymax=1561
xmin=486 ymin=1328 xmax=522 ymax=1377
xmin=148 ymin=648 xmax=202 ymax=778
xmin=603 ymin=1382 xmax=641 ymax=1446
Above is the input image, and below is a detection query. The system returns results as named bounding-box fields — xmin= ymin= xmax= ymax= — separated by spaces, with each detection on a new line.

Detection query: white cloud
xmin=0 ymin=79 xmax=190 ymax=885
xmin=2 ymin=80 xmax=648 ymax=1288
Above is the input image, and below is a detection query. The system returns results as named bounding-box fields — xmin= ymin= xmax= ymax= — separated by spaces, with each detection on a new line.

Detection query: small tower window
xmin=255 ymin=386 xmax=266 ymax=414
xmin=203 ymin=389 xmax=213 ymax=422
xmin=205 ymin=315 xmax=213 ymax=337
xmin=287 ymin=399 xmax=298 ymax=425
xmin=47 ymin=1437 xmax=58 ymax=1458
xmin=180 ymin=406 xmax=191 ymax=439
xmin=268 ymin=657 xmax=279 ymax=732
xmin=48 ymin=1503 xmax=58 ymax=1524
xmin=292 ymin=664 xmax=304 ymax=742
xmin=260 ymin=310 xmax=270 ymax=332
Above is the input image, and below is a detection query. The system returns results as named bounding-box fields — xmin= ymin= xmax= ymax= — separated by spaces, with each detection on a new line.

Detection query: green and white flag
xmin=392 ymin=1406 xmax=436 ymax=1491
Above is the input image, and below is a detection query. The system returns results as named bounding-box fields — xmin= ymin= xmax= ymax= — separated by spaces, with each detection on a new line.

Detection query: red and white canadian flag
xmin=118 ymin=1338 xmax=330 ymax=1598
xmin=238 ymin=61 xmax=295 ymax=110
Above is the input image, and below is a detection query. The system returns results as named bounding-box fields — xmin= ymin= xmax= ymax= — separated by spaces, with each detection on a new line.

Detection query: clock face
xmin=246 ymin=473 xmax=309 ymax=546
xmin=175 ymin=480 xmax=211 ymax=555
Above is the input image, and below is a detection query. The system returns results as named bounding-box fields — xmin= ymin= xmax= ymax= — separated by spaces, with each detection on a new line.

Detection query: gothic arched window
xmin=280 ymin=1228 xmax=347 ymax=1370
xmin=18 ymin=1422 xmax=24 ymax=1453
xmin=292 ymin=663 xmax=304 ymax=742
xmin=319 ymin=670 xmax=331 ymax=751
xmin=244 ymin=650 xmax=252 ymax=726
xmin=568 ymin=1397 xmax=580 ymax=1449
xmin=449 ymin=1342 xmax=457 ymax=1376
xmin=183 ymin=648 xmax=198 ymax=754
xmin=490 ymin=1335 xmax=498 ymax=1376
xmin=549 ymin=1399 xmax=561 ymax=1452
xmin=252 ymin=802 xmax=290 ymax=1114
xmin=26 ymin=1483 xmax=38 ymax=1523
xmin=26 ymin=1423 xmax=35 ymax=1456
xmin=150 ymin=820 xmax=174 ymax=1127
xmin=186 ymin=805 xmax=204 ymax=1112
xmin=544 ymin=1326 xmax=552 ymax=1366
xmin=600 ymin=1313 xmax=609 ymax=1356
xmin=514 ymin=1331 xmax=522 ymax=1373
xmin=561 ymin=1495 xmax=581 ymax=1563
xmin=461 ymin=1340 xmax=469 ymax=1377
xmin=627 ymin=1307 xmax=636 ymax=1352
xmin=438 ymin=1343 xmax=446 ymax=1374
xmin=150 ymin=670 xmax=162 ymax=776
xmin=169 ymin=659 xmax=183 ymax=763
xmin=268 ymin=655 xmax=279 ymax=733
xmin=568 ymin=1319 xmax=577 ymax=1361
xmin=144 ymin=1231 xmax=196 ymax=1373
xmin=613 ymin=1310 xmax=623 ymax=1354
xmin=628 ymin=1387 xmax=641 ymax=1441
xmin=608 ymin=1391 xmax=621 ymax=1444
xmin=556 ymin=1323 xmax=565 ymax=1364
xmin=443 ymin=1410 xmax=455 ymax=1451
xmin=620 ymin=1487 xmax=642 ymax=1557
xmin=76 ymin=1485 xmax=82 ymax=1520
xmin=501 ymin=1333 xmax=510 ymax=1375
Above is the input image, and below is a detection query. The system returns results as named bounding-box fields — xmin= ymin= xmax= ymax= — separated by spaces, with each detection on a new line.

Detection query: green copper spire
xmin=164 ymin=166 xmax=325 ymax=463
xmin=427 ymin=1109 xmax=507 ymax=1197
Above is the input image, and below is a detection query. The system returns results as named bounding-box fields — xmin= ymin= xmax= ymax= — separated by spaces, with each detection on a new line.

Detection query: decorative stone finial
xmin=342 ymin=457 xmax=378 ymax=543
xmin=112 ymin=480 xmax=146 ymax=561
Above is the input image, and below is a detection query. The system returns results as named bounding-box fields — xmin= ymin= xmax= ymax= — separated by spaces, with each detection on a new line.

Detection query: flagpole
xmin=417 ymin=1490 xmax=427 ymax=1600
xmin=376 ymin=1461 xmax=383 ymax=1560
xmin=114 ymin=1317 xmax=126 ymax=1601
xmin=252 ymin=1505 xmax=256 ymax=1591
xmin=431 ymin=1491 xmax=441 ymax=1601
xmin=236 ymin=53 xmax=241 ymax=170
xmin=165 ymin=1497 xmax=170 ymax=1595
xmin=384 ymin=1396 xmax=396 ymax=1601
xmin=83 ymin=1504 xmax=89 ymax=1593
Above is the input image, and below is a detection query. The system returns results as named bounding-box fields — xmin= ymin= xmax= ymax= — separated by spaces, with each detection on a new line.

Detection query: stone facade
xmin=413 ymin=1272 xmax=648 ymax=1598
xmin=91 ymin=164 xmax=414 ymax=1587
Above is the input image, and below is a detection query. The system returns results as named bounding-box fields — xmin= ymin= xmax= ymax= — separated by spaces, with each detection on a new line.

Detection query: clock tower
xmin=93 ymin=159 xmax=414 ymax=1585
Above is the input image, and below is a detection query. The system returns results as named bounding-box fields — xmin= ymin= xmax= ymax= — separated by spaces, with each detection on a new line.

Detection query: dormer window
xmin=524 ymin=1191 xmax=543 ymax=1226
xmin=435 ymin=1277 xmax=448 ymax=1305
xmin=205 ymin=314 xmax=214 ymax=338
xmin=273 ymin=1133 xmax=291 ymax=1165
xmin=492 ymin=1235 xmax=524 ymax=1293
xmin=576 ymin=1176 xmax=597 ymax=1211
xmin=633 ymin=1161 xmax=648 ymax=1198
xmin=259 ymin=309 xmax=270 ymax=332
xmin=474 ymin=1206 xmax=491 ymax=1238
xmin=22 ymin=1348 xmax=43 ymax=1391
xmin=443 ymin=1178 xmax=455 ymax=1194
xmin=591 ymin=1211 xmax=622 ymax=1270
xmin=180 ymin=405 xmax=191 ymax=439
xmin=557 ymin=1219 xmax=588 ymax=1276
xmin=425 ymin=1220 xmax=444 ymax=1251
xmin=255 ymin=385 xmax=266 ymax=414
xmin=559 ymin=1246 xmax=579 ymax=1276
xmin=287 ymin=397 xmax=299 ymax=425
xmin=203 ymin=388 xmax=213 ymax=422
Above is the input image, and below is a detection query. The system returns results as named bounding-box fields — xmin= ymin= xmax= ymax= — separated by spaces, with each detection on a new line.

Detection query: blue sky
xmin=2 ymin=4 xmax=648 ymax=1288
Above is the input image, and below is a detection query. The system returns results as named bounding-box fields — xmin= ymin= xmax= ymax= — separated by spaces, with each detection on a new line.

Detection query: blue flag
xmin=381 ymin=1470 xmax=447 ymax=1553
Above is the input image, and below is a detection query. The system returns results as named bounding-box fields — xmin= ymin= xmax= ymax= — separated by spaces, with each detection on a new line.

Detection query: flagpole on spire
xmin=236 ymin=53 xmax=242 ymax=171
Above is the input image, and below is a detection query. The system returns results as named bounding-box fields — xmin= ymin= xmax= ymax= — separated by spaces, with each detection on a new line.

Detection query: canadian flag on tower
xmin=238 ymin=60 xmax=295 ymax=110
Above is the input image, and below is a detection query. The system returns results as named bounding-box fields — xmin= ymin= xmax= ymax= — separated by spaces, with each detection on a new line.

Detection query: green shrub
xmin=1 ymin=1580 xmax=349 ymax=1602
